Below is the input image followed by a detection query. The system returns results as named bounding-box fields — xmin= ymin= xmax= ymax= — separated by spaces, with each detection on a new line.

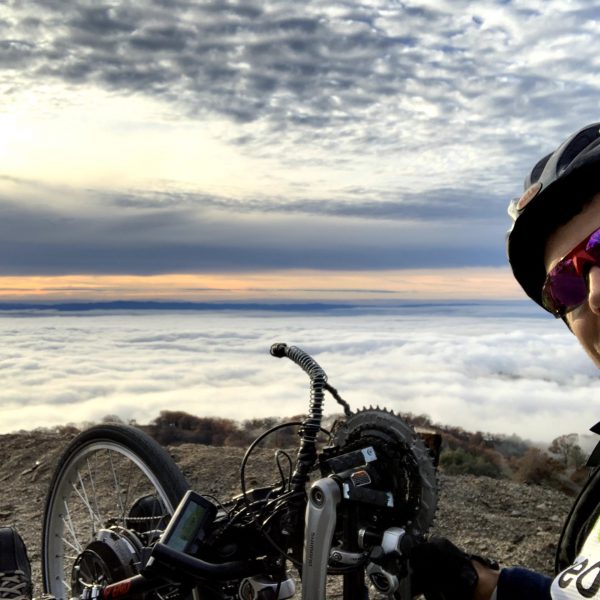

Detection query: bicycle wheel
xmin=42 ymin=424 xmax=190 ymax=600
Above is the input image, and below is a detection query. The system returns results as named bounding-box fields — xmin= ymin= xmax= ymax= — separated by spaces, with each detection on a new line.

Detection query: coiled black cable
xmin=270 ymin=343 xmax=327 ymax=494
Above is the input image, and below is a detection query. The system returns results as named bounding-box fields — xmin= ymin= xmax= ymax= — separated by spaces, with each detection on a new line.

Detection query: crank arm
xmin=302 ymin=477 xmax=341 ymax=600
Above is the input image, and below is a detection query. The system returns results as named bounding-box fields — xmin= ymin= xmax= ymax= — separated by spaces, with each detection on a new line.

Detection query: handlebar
xmin=92 ymin=549 xmax=263 ymax=600
xmin=270 ymin=343 xmax=328 ymax=493
xmin=150 ymin=543 xmax=263 ymax=580
xmin=270 ymin=343 xmax=328 ymax=382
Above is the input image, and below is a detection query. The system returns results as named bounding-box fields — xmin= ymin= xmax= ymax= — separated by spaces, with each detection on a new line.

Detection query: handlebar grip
xmin=270 ymin=343 xmax=327 ymax=382
xmin=151 ymin=543 xmax=261 ymax=580
xmin=270 ymin=343 xmax=288 ymax=358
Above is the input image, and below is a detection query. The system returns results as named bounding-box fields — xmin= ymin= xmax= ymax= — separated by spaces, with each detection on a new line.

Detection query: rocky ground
xmin=0 ymin=430 xmax=574 ymax=597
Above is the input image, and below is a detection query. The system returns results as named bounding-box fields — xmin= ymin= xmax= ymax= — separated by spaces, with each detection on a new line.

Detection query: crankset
xmin=302 ymin=408 xmax=439 ymax=599
xmin=328 ymin=407 xmax=438 ymax=536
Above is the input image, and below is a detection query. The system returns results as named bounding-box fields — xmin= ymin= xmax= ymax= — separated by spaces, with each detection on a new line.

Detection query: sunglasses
xmin=542 ymin=226 xmax=600 ymax=317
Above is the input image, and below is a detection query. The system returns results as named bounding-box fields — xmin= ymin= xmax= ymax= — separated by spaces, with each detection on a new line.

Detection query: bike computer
xmin=158 ymin=490 xmax=217 ymax=556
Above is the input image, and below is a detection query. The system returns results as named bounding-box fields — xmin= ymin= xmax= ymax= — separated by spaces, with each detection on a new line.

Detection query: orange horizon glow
xmin=0 ymin=267 xmax=524 ymax=302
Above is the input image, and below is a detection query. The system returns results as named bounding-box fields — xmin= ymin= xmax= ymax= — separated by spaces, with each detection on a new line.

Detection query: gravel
xmin=0 ymin=432 xmax=573 ymax=597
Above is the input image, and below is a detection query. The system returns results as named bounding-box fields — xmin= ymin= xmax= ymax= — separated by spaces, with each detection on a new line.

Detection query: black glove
xmin=407 ymin=536 xmax=496 ymax=600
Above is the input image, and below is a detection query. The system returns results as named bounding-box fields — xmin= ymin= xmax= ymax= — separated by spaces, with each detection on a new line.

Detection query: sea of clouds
xmin=1 ymin=303 xmax=598 ymax=446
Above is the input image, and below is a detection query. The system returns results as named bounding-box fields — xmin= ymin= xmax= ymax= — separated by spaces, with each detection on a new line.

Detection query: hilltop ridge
xmin=0 ymin=429 xmax=573 ymax=597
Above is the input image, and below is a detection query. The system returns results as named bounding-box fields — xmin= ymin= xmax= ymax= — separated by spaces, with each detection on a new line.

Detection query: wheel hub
xmin=72 ymin=527 xmax=143 ymax=595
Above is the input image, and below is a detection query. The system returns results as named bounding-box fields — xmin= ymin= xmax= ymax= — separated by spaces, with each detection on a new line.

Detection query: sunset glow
xmin=0 ymin=268 xmax=523 ymax=303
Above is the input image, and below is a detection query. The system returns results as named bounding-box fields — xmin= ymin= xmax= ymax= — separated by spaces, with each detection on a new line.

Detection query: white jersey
xmin=552 ymin=516 xmax=600 ymax=599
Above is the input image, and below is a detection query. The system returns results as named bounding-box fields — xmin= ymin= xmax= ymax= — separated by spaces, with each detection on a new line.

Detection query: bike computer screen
xmin=159 ymin=491 xmax=217 ymax=555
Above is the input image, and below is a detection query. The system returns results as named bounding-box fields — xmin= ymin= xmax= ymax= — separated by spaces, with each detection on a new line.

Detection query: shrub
xmin=439 ymin=448 xmax=502 ymax=478
xmin=148 ymin=411 xmax=239 ymax=446
xmin=514 ymin=448 xmax=563 ymax=487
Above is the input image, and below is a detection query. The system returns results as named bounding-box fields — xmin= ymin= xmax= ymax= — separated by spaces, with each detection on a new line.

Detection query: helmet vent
xmin=530 ymin=153 xmax=551 ymax=184
xmin=557 ymin=126 xmax=600 ymax=175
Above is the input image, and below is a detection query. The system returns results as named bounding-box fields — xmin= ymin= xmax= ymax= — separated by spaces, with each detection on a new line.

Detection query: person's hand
xmin=407 ymin=536 xmax=498 ymax=600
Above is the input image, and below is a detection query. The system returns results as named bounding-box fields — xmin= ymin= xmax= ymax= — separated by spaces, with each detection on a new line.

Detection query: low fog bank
xmin=0 ymin=305 xmax=596 ymax=445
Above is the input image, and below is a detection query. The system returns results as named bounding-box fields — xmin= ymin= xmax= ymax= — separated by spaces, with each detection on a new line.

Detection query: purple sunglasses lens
xmin=586 ymin=228 xmax=600 ymax=255
xmin=543 ymin=261 xmax=588 ymax=315
xmin=543 ymin=227 xmax=600 ymax=316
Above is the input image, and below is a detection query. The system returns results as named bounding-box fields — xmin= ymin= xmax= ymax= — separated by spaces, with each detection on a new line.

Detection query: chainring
xmin=331 ymin=407 xmax=437 ymax=536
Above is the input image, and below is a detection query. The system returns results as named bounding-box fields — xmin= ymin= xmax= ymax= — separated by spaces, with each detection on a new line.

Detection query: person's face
xmin=545 ymin=193 xmax=600 ymax=368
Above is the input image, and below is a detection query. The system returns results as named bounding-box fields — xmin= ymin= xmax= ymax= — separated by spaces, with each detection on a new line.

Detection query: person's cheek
xmin=569 ymin=310 xmax=600 ymax=368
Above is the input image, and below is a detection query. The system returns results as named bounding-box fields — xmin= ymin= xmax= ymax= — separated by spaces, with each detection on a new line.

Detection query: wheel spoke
xmin=61 ymin=534 xmax=82 ymax=555
xmin=86 ymin=456 xmax=103 ymax=528
xmin=62 ymin=500 xmax=83 ymax=554
xmin=108 ymin=451 xmax=126 ymax=522
xmin=73 ymin=474 xmax=102 ymax=532
xmin=119 ymin=453 xmax=135 ymax=528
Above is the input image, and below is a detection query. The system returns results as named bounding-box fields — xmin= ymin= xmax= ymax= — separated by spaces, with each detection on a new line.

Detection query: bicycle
xmin=42 ymin=343 xmax=438 ymax=600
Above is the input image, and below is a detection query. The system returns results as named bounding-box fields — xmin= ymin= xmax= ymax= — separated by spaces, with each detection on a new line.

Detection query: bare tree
xmin=549 ymin=434 xmax=586 ymax=469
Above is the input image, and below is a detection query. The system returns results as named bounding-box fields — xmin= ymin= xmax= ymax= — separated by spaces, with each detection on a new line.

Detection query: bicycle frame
xmin=43 ymin=343 xmax=438 ymax=600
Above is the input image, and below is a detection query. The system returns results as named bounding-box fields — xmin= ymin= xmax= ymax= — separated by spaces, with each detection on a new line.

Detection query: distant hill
xmin=0 ymin=300 xmax=352 ymax=312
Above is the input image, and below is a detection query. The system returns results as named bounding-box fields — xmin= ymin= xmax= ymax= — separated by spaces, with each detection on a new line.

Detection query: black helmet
xmin=507 ymin=122 xmax=600 ymax=310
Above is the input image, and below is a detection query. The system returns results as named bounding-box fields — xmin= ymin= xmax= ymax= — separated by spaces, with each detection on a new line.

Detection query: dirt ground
xmin=0 ymin=430 xmax=573 ymax=598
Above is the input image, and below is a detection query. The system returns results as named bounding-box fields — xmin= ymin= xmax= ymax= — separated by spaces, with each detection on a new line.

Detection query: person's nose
xmin=588 ymin=266 xmax=600 ymax=315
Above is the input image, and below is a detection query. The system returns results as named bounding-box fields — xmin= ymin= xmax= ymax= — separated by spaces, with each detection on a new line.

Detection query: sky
xmin=2 ymin=0 xmax=600 ymax=302
xmin=2 ymin=307 xmax=598 ymax=444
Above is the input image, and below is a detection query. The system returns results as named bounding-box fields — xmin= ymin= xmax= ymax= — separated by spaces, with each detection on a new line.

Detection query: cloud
xmin=0 ymin=305 xmax=596 ymax=444
xmin=108 ymin=185 xmax=504 ymax=221
xmin=0 ymin=177 xmax=507 ymax=274
xmin=3 ymin=1 xmax=600 ymax=278
xmin=5 ymin=1 xmax=600 ymax=177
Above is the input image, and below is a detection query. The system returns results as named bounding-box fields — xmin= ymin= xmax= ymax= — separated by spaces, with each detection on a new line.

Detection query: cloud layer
xmin=1 ymin=305 xmax=596 ymax=444
xmin=6 ymin=0 xmax=598 ymax=158
xmin=0 ymin=177 xmax=507 ymax=275
xmin=2 ymin=1 xmax=600 ymax=277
